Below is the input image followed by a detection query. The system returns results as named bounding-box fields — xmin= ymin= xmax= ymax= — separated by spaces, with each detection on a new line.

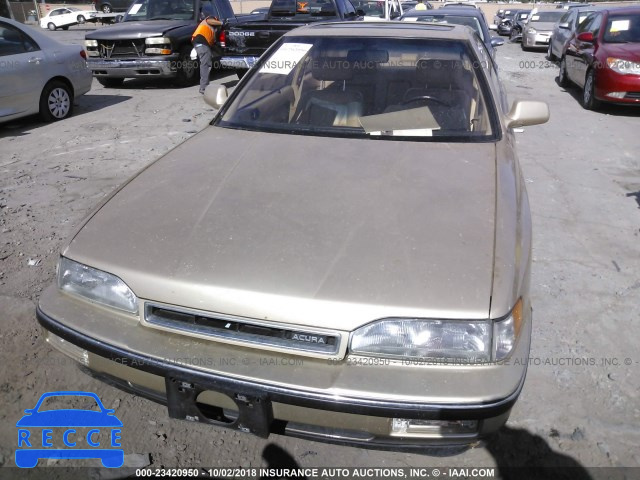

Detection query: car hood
xmin=601 ymin=42 xmax=640 ymax=61
xmin=85 ymin=20 xmax=194 ymax=40
xmin=66 ymin=128 xmax=497 ymax=330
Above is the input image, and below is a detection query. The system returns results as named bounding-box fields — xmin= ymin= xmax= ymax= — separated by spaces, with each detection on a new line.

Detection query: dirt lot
xmin=1 ymin=24 xmax=640 ymax=479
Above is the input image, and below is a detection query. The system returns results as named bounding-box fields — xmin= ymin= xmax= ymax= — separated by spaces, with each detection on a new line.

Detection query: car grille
xmin=144 ymin=303 xmax=342 ymax=356
xmin=98 ymin=40 xmax=146 ymax=58
xmin=625 ymin=92 xmax=640 ymax=99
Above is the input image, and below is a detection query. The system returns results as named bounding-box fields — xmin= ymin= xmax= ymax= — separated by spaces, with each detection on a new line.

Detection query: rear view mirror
xmin=491 ymin=37 xmax=504 ymax=47
xmin=356 ymin=8 xmax=365 ymax=16
xmin=506 ymin=100 xmax=549 ymax=128
xmin=203 ymin=84 xmax=228 ymax=109
xmin=558 ymin=21 xmax=570 ymax=29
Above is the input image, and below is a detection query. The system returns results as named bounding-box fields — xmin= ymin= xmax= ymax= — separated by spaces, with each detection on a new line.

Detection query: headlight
xmin=606 ymin=57 xmax=640 ymax=75
xmin=145 ymin=37 xmax=171 ymax=45
xmin=350 ymin=318 xmax=491 ymax=361
xmin=85 ymin=39 xmax=98 ymax=47
xmin=57 ymin=257 xmax=138 ymax=314
xmin=493 ymin=298 xmax=523 ymax=360
xmin=351 ymin=299 xmax=524 ymax=362
xmin=527 ymin=27 xmax=536 ymax=34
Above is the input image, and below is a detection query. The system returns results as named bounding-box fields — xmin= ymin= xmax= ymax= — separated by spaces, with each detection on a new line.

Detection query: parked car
xmin=521 ymin=9 xmax=565 ymax=51
xmin=351 ymin=0 xmax=403 ymax=21
xmin=442 ymin=2 xmax=478 ymax=9
xmin=494 ymin=8 xmax=513 ymax=25
xmin=39 ymin=7 xmax=97 ymax=30
xmin=84 ymin=0 xmax=236 ymax=87
xmin=400 ymin=7 xmax=504 ymax=58
xmin=558 ymin=7 xmax=640 ymax=109
xmin=496 ymin=9 xmax=522 ymax=36
xmin=400 ymin=0 xmax=433 ymax=11
xmin=95 ymin=0 xmax=134 ymax=14
xmin=37 ymin=21 xmax=548 ymax=448
xmin=548 ymin=5 xmax=605 ymax=60
xmin=250 ymin=6 xmax=270 ymax=15
xmin=507 ymin=10 xmax=532 ymax=41
xmin=0 ymin=17 xmax=91 ymax=123
xmin=219 ymin=0 xmax=361 ymax=77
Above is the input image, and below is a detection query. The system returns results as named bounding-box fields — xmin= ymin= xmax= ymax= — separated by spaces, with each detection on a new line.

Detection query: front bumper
xmin=87 ymin=57 xmax=179 ymax=78
xmin=36 ymin=286 xmax=531 ymax=448
xmin=595 ymin=67 xmax=640 ymax=105
xmin=524 ymin=31 xmax=551 ymax=49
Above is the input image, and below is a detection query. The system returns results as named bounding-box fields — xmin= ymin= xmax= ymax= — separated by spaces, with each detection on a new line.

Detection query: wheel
xmin=39 ymin=80 xmax=73 ymax=121
xmin=547 ymin=43 xmax=556 ymax=61
xmin=558 ymin=56 xmax=569 ymax=88
xmin=175 ymin=47 xmax=198 ymax=87
xmin=101 ymin=3 xmax=112 ymax=13
xmin=47 ymin=22 xmax=56 ymax=30
xmin=97 ymin=77 xmax=125 ymax=88
xmin=582 ymin=69 xmax=600 ymax=110
xmin=509 ymin=29 xmax=518 ymax=42
xmin=77 ymin=15 xmax=86 ymax=23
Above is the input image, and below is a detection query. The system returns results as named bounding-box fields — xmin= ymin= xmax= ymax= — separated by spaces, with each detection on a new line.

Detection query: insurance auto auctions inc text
xmin=196 ymin=467 xmax=497 ymax=479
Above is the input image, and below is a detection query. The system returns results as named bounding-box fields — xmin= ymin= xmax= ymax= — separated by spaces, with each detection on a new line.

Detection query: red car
xmin=558 ymin=6 xmax=640 ymax=109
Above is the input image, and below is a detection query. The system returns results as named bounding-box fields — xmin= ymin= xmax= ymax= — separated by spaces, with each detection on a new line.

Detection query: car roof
xmin=598 ymin=6 xmax=640 ymax=15
xmin=403 ymin=7 xmax=482 ymax=17
xmin=285 ymin=21 xmax=477 ymax=40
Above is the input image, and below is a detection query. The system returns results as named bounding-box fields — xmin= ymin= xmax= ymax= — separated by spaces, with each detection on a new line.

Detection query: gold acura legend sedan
xmin=38 ymin=23 xmax=549 ymax=448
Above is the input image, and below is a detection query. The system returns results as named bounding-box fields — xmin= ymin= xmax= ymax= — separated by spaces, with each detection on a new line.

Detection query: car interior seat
xmin=399 ymin=58 xmax=473 ymax=131
xmin=293 ymin=58 xmax=364 ymax=127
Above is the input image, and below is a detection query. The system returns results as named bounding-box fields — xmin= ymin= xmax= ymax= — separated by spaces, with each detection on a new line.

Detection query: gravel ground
xmin=1 ymin=25 xmax=639 ymax=478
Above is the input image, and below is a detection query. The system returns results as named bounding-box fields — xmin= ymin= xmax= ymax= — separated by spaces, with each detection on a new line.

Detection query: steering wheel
xmin=401 ymin=95 xmax=450 ymax=107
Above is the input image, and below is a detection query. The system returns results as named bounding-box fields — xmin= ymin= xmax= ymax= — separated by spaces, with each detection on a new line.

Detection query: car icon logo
xmin=15 ymin=391 xmax=123 ymax=468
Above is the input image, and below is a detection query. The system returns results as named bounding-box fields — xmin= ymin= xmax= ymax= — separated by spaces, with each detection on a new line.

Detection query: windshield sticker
xmin=610 ymin=19 xmax=630 ymax=32
xmin=530 ymin=15 xmax=540 ymax=21
xmin=259 ymin=43 xmax=313 ymax=75
xmin=129 ymin=4 xmax=142 ymax=14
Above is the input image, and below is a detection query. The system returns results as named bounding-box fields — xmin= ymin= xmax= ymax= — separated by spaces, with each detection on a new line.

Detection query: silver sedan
xmin=0 ymin=17 xmax=92 ymax=124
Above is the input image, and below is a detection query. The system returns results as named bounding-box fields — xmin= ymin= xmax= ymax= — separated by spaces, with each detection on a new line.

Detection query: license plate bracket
xmin=165 ymin=376 xmax=273 ymax=438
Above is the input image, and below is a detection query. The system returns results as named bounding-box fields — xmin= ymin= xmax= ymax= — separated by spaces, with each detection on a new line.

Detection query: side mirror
xmin=203 ymin=84 xmax=228 ymax=109
xmin=558 ymin=21 xmax=570 ymax=30
xmin=577 ymin=31 xmax=594 ymax=43
xmin=115 ymin=14 xmax=123 ymax=22
xmin=491 ymin=37 xmax=504 ymax=47
xmin=506 ymin=100 xmax=549 ymax=129
xmin=489 ymin=24 xmax=498 ymax=31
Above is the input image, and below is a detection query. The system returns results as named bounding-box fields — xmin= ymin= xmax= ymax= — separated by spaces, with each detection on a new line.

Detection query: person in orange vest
xmin=192 ymin=7 xmax=222 ymax=94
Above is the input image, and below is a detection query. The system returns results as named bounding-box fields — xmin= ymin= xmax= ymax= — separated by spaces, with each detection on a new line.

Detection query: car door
xmin=565 ymin=12 xmax=597 ymax=85
xmin=573 ymin=12 xmax=601 ymax=87
xmin=554 ymin=10 xmax=572 ymax=54
xmin=0 ymin=22 xmax=45 ymax=119
xmin=59 ymin=8 xmax=75 ymax=27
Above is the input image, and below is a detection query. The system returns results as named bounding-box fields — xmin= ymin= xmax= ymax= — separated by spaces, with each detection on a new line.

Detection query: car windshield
xmin=402 ymin=14 xmax=485 ymax=41
xmin=529 ymin=11 xmax=564 ymax=23
xmin=217 ymin=36 xmax=496 ymax=141
xmin=269 ymin=0 xmax=338 ymax=18
xmin=603 ymin=14 xmax=640 ymax=43
xmin=123 ymin=0 xmax=195 ymax=21
xmin=351 ymin=1 xmax=387 ymax=17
